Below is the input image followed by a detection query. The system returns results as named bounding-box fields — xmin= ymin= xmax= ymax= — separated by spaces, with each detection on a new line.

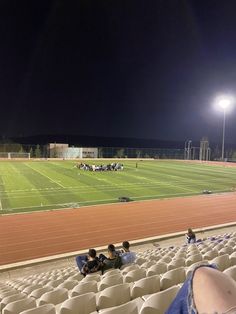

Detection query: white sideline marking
xmin=0 ymin=176 xmax=3 ymax=210
xmin=24 ymin=163 xmax=65 ymax=188
xmin=1 ymin=190 xmax=229 ymax=212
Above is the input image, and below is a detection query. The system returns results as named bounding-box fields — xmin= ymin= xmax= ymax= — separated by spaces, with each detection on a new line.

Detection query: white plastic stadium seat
xmin=102 ymin=269 xmax=121 ymax=278
xmin=219 ymin=246 xmax=233 ymax=256
xmin=17 ymin=284 xmax=32 ymax=292
xmin=57 ymin=280 xmax=78 ymax=290
xmin=58 ymin=292 xmax=96 ymax=314
xmin=70 ymin=281 xmax=98 ymax=297
xmin=11 ymin=281 xmax=25 ymax=289
xmin=46 ymin=279 xmax=64 ymax=288
xmin=230 ymin=252 xmax=236 ymax=266
xmin=98 ymin=274 xmax=123 ymax=291
xmin=135 ymin=258 xmax=147 ymax=266
xmin=146 ymin=262 xmax=167 ymax=276
xmin=223 ymin=265 xmax=236 ymax=281
xmin=3 ymin=297 xmax=36 ymax=314
xmin=214 ymin=243 xmax=224 ymax=251
xmin=121 ymin=265 xmax=140 ymax=274
xmin=140 ymin=261 xmax=156 ymax=269
xmin=81 ymin=274 xmax=101 ymax=282
xmin=38 ymin=279 xmax=52 ymax=286
xmin=185 ymin=253 xmax=202 ymax=267
xmin=160 ymin=267 xmax=186 ymax=290
xmin=29 ymin=286 xmax=53 ymax=299
xmin=22 ymin=285 xmax=42 ymax=296
xmin=37 ymin=288 xmax=68 ymax=306
xmin=19 ymin=304 xmax=56 ymax=314
xmin=131 ymin=275 xmax=160 ymax=299
xmin=67 ymin=273 xmax=84 ymax=282
xmin=99 ymin=297 xmax=144 ymax=314
xmin=227 ymin=240 xmax=236 ymax=248
xmin=148 ymin=255 xmax=159 ymax=262
xmin=97 ymin=283 xmax=131 ymax=310
xmin=159 ymin=256 xmax=172 ymax=264
xmin=187 ymin=244 xmax=198 ymax=252
xmin=0 ymin=287 xmax=15 ymax=295
xmin=0 ymin=293 xmax=26 ymax=312
xmin=211 ymin=254 xmax=230 ymax=271
xmin=0 ymin=290 xmax=19 ymax=302
xmin=168 ymin=258 xmax=185 ymax=270
xmin=140 ymin=285 xmax=180 ymax=314
xmin=203 ymin=250 xmax=218 ymax=260
xmin=174 ymin=253 xmax=186 ymax=259
xmin=124 ymin=268 xmax=146 ymax=283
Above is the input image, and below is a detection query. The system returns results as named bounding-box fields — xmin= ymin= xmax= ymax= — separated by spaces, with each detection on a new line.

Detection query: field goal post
xmin=0 ymin=152 xmax=30 ymax=159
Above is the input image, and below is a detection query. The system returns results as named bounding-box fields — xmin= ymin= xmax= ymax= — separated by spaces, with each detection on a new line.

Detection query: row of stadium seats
xmin=0 ymin=231 xmax=236 ymax=313
xmin=0 ymin=284 xmax=180 ymax=314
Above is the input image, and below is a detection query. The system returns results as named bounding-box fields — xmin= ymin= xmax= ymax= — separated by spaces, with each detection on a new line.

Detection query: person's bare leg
xmin=193 ymin=267 xmax=236 ymax=313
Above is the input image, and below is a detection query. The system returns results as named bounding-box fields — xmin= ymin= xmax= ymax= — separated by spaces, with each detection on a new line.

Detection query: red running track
xmin=1 ymin=193 xmax=236 ymax=266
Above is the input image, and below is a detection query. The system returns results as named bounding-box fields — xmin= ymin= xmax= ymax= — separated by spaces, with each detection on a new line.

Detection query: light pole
xmin=221 ymin=107 xmax=226 ymax=161
xmin=215 ymin=96 xmax=233 ymax=161
xmin=184 ymin=140 xmax=192 ymax=160
xmin=184 ymin=140 xmax=188 ymax=159
xmin=187 ymin=140 xmax=192 ymax=160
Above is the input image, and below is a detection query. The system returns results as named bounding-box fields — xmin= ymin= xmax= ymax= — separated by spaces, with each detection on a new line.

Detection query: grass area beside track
xmin=0 ymin=159 xmax=236 ymax=214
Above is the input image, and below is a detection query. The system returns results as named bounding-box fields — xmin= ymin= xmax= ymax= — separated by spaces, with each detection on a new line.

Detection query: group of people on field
xmin=75 ymin=162 xmax=124 ymax=172
xmin=75 ymin=241 xmax=135 ymax=276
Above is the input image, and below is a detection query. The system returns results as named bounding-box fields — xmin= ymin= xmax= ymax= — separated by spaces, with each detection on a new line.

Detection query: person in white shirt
xmin=120 ymin=241 xmax=136 ymax=264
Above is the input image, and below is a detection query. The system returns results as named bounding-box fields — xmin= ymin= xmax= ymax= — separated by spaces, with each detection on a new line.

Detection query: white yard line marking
xmin=0 ymin=181 xmax=201 ymax=200
xmin=0 ymin=175 xmax=234 ymax=197
xmin=24 ymin=163 xmax=65 ymax=188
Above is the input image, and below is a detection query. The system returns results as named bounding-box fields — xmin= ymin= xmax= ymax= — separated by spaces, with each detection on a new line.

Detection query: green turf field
xmin=0 ymin=160 xmax=236 ymax=214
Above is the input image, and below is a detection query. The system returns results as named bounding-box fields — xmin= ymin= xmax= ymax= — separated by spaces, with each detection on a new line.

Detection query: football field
xmin=0 ymin=160 xmax=236 ymax=214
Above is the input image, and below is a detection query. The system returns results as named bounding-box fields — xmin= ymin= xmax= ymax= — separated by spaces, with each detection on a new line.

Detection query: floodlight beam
xmin=215 ymin=95 xmax=234 ymax=161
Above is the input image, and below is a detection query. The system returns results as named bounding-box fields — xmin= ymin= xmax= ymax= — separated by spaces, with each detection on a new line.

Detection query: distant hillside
xmin=9 ymin=134 xmax=188 ymax=149
xmin=4 ymin=134 xmax=235 ymax=150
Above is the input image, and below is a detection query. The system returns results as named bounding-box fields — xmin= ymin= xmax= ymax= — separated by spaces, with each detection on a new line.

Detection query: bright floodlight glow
xmin=215 ymin=95 xmax=234 ymax=112
xmin=218 ymin=98 xmax=231 ymax=109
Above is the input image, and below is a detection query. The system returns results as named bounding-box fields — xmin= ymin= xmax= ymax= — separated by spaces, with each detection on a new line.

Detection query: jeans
xmin=165 ymin=264 xmax=216 ymax=314
xmin=75 ymin=255 xmax=88 ymax=271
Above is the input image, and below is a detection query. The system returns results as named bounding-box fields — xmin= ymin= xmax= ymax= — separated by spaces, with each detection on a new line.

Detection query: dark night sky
xmin=1 ymin=0 xmax=236 ymax=145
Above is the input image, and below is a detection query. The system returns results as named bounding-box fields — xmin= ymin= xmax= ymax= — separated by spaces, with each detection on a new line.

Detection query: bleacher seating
xmin=0 ymin=231 xmax=236 ymax=313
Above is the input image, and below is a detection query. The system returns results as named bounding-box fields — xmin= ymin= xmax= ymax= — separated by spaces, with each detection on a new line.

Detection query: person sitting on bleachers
xmin=119 ymin=241 xmax=136 ymax=265
xmin=81 ymin=249 xmax=101 ymax=276
xmin=75 ymin=249 xmax=101 ymax=276
xmin=99 ymin=244 xmax=122 ymax=274
xmin=186 ymin=228 xmax=196 ymax=244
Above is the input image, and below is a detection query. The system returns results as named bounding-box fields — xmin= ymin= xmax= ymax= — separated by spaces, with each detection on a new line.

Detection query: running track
xmin=1 ymin=192 xmax=236 ymax=266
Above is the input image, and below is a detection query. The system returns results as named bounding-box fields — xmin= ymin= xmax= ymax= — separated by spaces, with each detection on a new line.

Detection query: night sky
xmin=1 ymin=0 xmax=236 ymax=145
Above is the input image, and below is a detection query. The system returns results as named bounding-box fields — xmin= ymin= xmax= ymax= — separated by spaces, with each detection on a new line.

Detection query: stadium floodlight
xmin=215 ymin=95 xmax=234 ymax=161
